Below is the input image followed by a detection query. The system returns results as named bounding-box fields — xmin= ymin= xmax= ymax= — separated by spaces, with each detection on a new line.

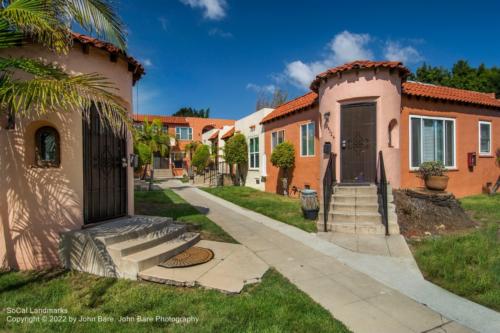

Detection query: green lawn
xmin=412 ymin=194 xmax=500 ymax=311
xmin=135 ymin=189 xmax=236 ymax=243
xmin=202 ymin=186 xmax=317 ymax=232
xmin=0 ymin=269 xmax=350 ymax=333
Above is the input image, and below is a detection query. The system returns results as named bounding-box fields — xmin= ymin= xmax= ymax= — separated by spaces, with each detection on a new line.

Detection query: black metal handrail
xmin=376 ymin=151 xmax=389 ymax=236
xmin=323 ymin=153 xmax=337 ymax=232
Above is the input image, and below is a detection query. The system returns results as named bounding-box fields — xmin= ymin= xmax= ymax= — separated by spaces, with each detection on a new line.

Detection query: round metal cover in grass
xmin=160 ymin=247 xmax=214 ymax=268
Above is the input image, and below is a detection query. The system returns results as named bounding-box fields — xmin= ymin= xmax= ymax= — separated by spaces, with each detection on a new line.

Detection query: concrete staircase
xmin=154 ymin=168 xmax=173 ymax=179
xmin=318 ymin=185 xmax=399 ymax=235
xmin=60 ymin=216 xmax=200 ymax=279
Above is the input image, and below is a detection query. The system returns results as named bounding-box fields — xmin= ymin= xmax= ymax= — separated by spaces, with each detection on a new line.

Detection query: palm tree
xmin=133 ymin=119 xmax=170 ymax=189
xmin=0 ymin=0 xmax=130 ymax=131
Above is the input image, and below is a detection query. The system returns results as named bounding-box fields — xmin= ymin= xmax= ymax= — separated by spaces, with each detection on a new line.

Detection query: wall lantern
xmin=324 ymin=112 xmax=331 ymax=124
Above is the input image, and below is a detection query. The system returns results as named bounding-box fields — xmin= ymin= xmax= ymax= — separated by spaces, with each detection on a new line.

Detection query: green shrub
xmin=134 ymin=142 xmax=151 ymax=168
xmin=192 ymin=144 xmax=211 ymax=173
xmin=418 ymin=161 xmax=447 ymax=179
xmin=224 ymin=133 xmax=248 ymax=185
xmin=271 ymin=142 xmax=295 ymax=170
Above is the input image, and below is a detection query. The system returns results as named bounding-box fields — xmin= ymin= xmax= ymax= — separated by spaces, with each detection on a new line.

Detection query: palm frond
xmin=0 ymin=65 xmax=130 ymax=133
xmin=63 ymin=0 xmax=126 ymax=49
xmin=0 ymin=56 xmax=68 ymax=78
xmin=0 ymin=0 xmax=70 ymax=52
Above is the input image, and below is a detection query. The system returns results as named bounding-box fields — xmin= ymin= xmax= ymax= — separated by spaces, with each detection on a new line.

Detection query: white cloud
xmin=141 ymin=58 xmax=153 ymax=67
xmin=158 ymin=17 xmax=168 ymax=31
xmin=246 ymin=83 xmax=276 ymax=94
xmin=384 ymin=41 xmax=423 ymax=64
xmin=180 ymin=0 xmax=227 ymax=20
xmin=208 ymin=27 xmax=233 ymax=38
xmin=284 ymin=31 xmax=374 ymax=89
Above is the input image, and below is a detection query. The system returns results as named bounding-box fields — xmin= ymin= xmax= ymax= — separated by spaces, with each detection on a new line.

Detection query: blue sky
xmin=120 ymin=0 xmax=500 ymax=119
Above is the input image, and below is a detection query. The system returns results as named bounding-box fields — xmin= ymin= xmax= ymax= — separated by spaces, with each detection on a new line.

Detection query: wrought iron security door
xmin=340 ymin=103 xmax=376 ymax=183
xmin=83 ymin=106 xmax=127 ymax=224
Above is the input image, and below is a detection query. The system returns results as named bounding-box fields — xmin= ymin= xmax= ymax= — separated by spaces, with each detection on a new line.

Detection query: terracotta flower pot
xmin=425 ymin=175 xmax=449 ymax=191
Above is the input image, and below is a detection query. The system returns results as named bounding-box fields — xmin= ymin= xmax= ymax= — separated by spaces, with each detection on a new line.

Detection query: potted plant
xmin=418 ymin=161 xmax=449 ymax=191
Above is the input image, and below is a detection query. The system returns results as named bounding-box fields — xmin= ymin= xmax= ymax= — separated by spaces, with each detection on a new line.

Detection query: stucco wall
xmin=235 ymin=108 xmax=273 ymax=191
xmin=0 ymin=44 xmax=135 ymax=269
xmin=264 ymin=107 xmax=320 ymax=197
xmin=318 ymin=69 xmax=403 ymax=197
xmin=400 ymin=96 xmax=500 ymax=197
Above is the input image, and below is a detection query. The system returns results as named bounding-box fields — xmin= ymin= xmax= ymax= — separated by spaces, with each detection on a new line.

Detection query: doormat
xmin=159 ymin=247 xmax=214 ymax=268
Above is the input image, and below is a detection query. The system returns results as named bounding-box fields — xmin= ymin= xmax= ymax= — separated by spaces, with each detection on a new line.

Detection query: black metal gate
xmin=83 ymin=106 xmax=127 ymax=224
xmin=340 ymin=102 xmax=377 ymax=183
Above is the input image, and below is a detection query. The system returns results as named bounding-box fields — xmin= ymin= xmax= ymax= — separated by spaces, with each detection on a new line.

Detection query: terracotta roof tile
xmin=221 ymin=127 xmax=235 ymax=139
xmin=132 ymin=114 xmax=188 ymax=124
xmin=209 ymin=130 xmax=219 ymax=140
xmin=402 ymin=81 xmax=500 ymax=108
xmin=71 ymin=32 xmax=144 ymax=83
xmin=261 ymin=92 xmax=318 ymax=124
xmin=310 ymin=60 xmax=410 ymax=91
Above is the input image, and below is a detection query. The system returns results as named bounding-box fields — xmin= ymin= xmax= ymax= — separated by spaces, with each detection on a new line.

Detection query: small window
xmin=249 ymin=137 xmax=259 ymax=169
xmin=300 ymin=122 xmax=315 ymax=156
xmin=176 ymin=127 xmax=192 ymax=140
xmin=479 ymin=121 xmax=492 ymax=155
xmin=271 ymin=130 xmax=284 ymax=150
xmin=35 ymin=126 xmax=60 ymax=167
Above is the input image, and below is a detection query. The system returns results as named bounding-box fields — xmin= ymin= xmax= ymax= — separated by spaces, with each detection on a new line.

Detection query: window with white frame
xmin=300 ymin=122 xmax=315 ymax=156
xmin=175 ymin=127 xmax=192 ymax=140
xmin=249 ymin=137 xmax=259 ymax=169
xmin=271 ymin=130 xmax=284 ymax=150
xmin=410 ymin=116 xmax=456 ymax=168
xmin=479 ymin=121 xmax=492 ymax=155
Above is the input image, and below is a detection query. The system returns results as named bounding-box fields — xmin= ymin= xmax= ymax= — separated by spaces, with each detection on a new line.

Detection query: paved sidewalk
xmin=164 ymin=181 xmax=499 ymax=333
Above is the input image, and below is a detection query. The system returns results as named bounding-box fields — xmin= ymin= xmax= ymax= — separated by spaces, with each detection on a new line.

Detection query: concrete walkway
xmin=164 ymin=181 xmax=499 ymax=333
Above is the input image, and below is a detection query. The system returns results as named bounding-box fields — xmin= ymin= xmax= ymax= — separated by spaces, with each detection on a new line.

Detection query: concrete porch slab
xmin=139 ymin=240 xmax=269 ymax=293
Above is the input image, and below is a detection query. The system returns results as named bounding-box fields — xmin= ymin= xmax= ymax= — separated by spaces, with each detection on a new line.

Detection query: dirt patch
xmin=394 ymin=189 xmax=478 ymax=239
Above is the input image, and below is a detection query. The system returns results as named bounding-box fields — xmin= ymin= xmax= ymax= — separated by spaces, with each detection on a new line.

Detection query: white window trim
xmin=175 ymin=127 xmax=193 ymax=141
xmin=300 ymin=122 xmax=315 ymax=157
xmin=409 ymin=115 xmax=457 ymax=170
xmin=478 ymin=121 xmax=492 ymax=155
xmin=248 ymin=136 xmax=260 ymax=171
xmin=271 ymin=129 xmax=285 ymax=151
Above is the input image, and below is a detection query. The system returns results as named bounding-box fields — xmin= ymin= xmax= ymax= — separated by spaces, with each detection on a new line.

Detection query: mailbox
xmin=467 ymin=152 xmax=476 ymax=168
xmin=323 ymin=142 xmax=332 ymax=154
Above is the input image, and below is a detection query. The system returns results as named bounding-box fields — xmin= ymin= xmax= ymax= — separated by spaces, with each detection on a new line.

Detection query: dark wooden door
xmin=340 ymin=103 xmax=376 ymax=183
xmin=83 ymin=107 xmax=127 ymax=224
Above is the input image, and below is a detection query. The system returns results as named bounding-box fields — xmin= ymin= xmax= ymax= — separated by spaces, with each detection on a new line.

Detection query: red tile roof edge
xmin=209 ymin=130 xmax=219 ymax=140
xmin=261 ymin=92 xmax=318 ymax=124
xmin=402 ymin=81 xmax=500 ymax=109
xmin=71 ymin=32 xmax=144 ymax=83
xmin=310 ymin=60 xmax=410 ymax=92
xmin=221 ymin=127 xmax=235 ymax=139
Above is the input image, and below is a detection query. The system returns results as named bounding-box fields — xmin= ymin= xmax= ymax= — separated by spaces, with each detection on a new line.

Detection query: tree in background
xmin=184 ymin=141 xmax=201 ymax=160
xmin=256 ymin=88 xmax=289 ymax=110
xmin=173 ymin=107 xmax=210 ymax=118
xmin=223 ymin=133 xmax=248 ymax=185
xmin=133 ymin=119 xmax=170 ymax=188
xmin=0 ymin=0 xmax=130 ymax=132
xmin=191 ymin=144 xmax=210 ymax=174
xmin=270 ymin=142 xmax=295 ymax=196
xmin=410 ymin=60 xmax=500 ymax=98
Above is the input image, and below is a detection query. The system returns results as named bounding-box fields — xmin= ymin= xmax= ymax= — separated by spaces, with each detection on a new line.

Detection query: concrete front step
xmin=334 ymin=185 xmax=378 ymax=195
xmin=120 ymin=232 xmax=200 ymax=279
xmin=97 ymin=216 xmax=175 ymax=246
xmin=331 ymin=211 xmax=381 ymax=224
xmin=331 ymin=202 xmax=379 ymax=213
xmin=107 ymin=224 xmax=187 ymax=260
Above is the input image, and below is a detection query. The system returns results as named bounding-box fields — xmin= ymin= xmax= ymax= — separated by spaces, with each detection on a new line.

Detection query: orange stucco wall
xmin=263 ymin=107 xmax=320 ymax=197
xmin=400 ymin=96 xmax=500 ymax=197
xmin=0 ymin=44 xmax=135 ymax=269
